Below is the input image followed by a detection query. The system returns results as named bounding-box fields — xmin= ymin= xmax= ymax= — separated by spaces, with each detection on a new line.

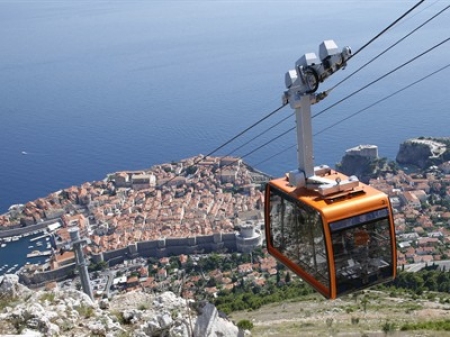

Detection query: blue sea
xmin=0 ymin=232 xmax=53 ymax=276
xmin=0 ymin=0 xmax=449 ymax=217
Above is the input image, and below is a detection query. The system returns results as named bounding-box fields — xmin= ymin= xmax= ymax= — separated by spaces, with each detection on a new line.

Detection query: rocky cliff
xmin=396 ymin=138 xmax=448 ymax=169
xmin=335 ymin=154 xmax=378 ymax=183
xmin=335 ymin=153 xmax=391 ymax=183
xmin=0 ymin=274 xmax=248 ymax=337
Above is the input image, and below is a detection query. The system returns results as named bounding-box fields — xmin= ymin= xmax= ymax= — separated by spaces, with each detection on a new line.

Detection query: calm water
xmin=0 ymin=232 xmax=51 ymax=275
xmin=1 ymin=1 xmax=449 ymax=216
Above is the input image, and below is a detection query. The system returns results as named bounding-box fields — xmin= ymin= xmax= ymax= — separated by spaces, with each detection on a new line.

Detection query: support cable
xmin=156 ymin=0 xmax=432 ymax=181
xmin=234 ymin=36 xmax=450 ymax=169
xmin=222 ymin=126 xmax=296 ymax=170
xmin=313 ymin=35 xmax=450 ymax=119
xmin=223 ymin=112 xmax=294 ymax=157
xmin=157 ymin=103 xmax=287 ymax=188
xmin=254 ymin=62 xmax=450 ymax=168
xmin=199 ymin=103 xmax=286 ymax=159
xmin=328 ymin=2 xmax=450 ymax=93
xmin=349 ymin=0 xmax=425 ymax=60
xmin=315 ymin=62 xmax=450 ymax=137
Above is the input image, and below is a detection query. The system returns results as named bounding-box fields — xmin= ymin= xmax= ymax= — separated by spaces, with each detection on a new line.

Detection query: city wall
xmin=95 ymin=233 xmax=237 ymax=266
xmin=22 ymin=233 xmax=243 ymax=284
xmin=0 ymin=222 xmax=48 ymax=239
xmin=19 ymin=263 xmax=75 ymax=286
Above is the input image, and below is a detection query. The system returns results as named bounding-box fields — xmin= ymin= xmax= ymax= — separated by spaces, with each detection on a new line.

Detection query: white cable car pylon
xmin=283 ymin=40 xmax=358 ymax=195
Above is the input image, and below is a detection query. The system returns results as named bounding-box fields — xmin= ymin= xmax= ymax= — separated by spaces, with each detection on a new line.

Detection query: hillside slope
xmin=0 ymin=274 xmax=247 ymax=337
xmin=230 ymin=290 xmax=450 ymax=337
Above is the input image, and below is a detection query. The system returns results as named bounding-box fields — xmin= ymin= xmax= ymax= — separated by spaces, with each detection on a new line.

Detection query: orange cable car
xmin=265 ymin=170 xmax=397 ymax=299
xmin=264 ymin=40 xmax=397 ymax=299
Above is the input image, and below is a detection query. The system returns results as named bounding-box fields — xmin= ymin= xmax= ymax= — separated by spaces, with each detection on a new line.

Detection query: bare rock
xmin=0 ymin=273 xmax=32 ymax=299
xmin=194 ymin=302 xmax=242 ymax=337
xmin=0 ymin=281 xmax=243 ymax=337
xmin=99 ymin=298 xmax=110 ymax=310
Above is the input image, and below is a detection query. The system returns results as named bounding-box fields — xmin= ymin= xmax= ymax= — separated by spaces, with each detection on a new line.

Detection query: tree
xmin=285 ymin=271 xmax=291 ymax=283
xmin=186 ymin=165 xmax=198 ymax=175
xmin=237 ymin=319 xmax=254 ymax=330
xmin=382 ymin=320 xmax=396 ymax=336
xmin=360 ymin=297 xmax=369 ymax=312
xmin=206 ymin=277 xmax=217 ymax=288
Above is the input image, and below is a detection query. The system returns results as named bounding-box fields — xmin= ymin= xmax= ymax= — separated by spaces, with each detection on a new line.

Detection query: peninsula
xmin=1 ymin=137 xmax=450 ymax=288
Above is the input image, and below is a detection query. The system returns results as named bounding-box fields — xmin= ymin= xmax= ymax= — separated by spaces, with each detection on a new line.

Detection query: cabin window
xmin=330 ymin=208 xmax=393 ymax=296
xmin=268 ymin=189 xmax=329 ymax=288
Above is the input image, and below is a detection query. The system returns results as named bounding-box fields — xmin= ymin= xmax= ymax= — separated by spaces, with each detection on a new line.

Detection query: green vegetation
xmin=88 ymin=261 xmax=109 ymax=272
xmin=401 ymin=319 xmax=450 ymax=331
xmin=75 ymin=304 xmax=94 ymax=318
xmin=185 ymin=165 xmax=198 ymax=175
xmin=138 ymin=303 xmax=148 ymax=311
xmin=237 ymin=319 xmax=254 ymax=330
xmin=382 ymin=320 xmax=397 ymax=335
xmin=214 ymin=279 xmax=314 ymax=314
xmin=39 ymin=292 xmax=55 ymax=303
xmin=387 ymin=268 xmax=450 ymax=294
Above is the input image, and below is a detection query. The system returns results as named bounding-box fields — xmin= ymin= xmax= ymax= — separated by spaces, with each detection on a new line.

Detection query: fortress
xmin=345 ymin=145 xmax=378 ymax=159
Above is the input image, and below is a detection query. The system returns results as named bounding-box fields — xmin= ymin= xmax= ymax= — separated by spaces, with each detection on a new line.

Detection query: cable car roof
xmin=268 ymin=170 xmax=390 ymax=223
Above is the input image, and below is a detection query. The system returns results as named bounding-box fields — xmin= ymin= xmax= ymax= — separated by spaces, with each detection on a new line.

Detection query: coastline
xmin=1 ymin=138 xmax=448 ymax=236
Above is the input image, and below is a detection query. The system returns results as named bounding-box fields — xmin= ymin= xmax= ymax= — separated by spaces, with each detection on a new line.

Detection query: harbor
xmin=0 ymin=230 xmax=55 ymax=276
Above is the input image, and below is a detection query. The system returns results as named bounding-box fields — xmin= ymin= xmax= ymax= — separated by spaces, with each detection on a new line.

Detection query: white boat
xmin=1 ymin=243 xmax=6 ymax=248
xmin=28 ymin=245 xmax=33 ymax=249
xmin=36 ymin=241 xmax=43 ymax=247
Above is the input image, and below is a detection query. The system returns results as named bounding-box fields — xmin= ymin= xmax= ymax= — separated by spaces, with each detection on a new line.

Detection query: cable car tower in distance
xmin=264 ymin=40 xmax=397 ymax=299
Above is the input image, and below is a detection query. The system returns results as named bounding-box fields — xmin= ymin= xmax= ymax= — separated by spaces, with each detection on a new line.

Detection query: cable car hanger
xmin=265 ymin=40 xmax=397 ymax=299
xmin=282 ymin=40 xmax=355 ymax=194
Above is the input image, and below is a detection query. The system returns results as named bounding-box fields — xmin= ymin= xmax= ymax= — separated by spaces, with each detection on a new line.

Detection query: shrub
xmin=382 ymin=320 xmax=396 ymax=334
xmin=237 ymin=319 xmax=254 ymax=330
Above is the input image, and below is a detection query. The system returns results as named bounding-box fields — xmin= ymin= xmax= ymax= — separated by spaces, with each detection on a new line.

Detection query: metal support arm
xmin=283 ymin=40 xmax=358 ymax=195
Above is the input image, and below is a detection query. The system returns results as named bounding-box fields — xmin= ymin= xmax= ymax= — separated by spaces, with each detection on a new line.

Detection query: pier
xmin=30 ymin=233 xmax=49 ymax=242
xmin=27 ymin=250 xmax=52 ymax=258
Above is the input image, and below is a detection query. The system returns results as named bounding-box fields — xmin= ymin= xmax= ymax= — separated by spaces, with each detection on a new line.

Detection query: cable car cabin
xmin=265 ymin=171 xmax=397 ymax=299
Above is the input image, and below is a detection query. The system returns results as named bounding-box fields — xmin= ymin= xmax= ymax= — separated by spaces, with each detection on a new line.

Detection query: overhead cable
xmin=254 ymin=62 xmax=450 ymax=168
xmin=349 ymin=0 xmax=425 ymax=59
xmin=222 ymin=126 xmax=295 ymax=170
xmin=239 ymin=36 xmax=450 ymax=170
xmin=253 ymin=143 xmax=296 ymax=169
xmin=202 ymin=1 xmax=424 ymax=172
xmin=313 ymin=35 xmax=450 ymax=119
xmin=223 ymin=112 xmax=294 ymax=157
xmin=157 ymin=103 xmax=287 ymax=188
xmin=315 ymin=62 xmax=450 ymax=137
xmin=202 ymin=103 xmax=287 ymax=158
xmin=240 ymin=127 xmax=294 ymax=160
xmin=393 ymin=0 xmax=443 ymax=28
xmin=328 ymin=2 xmax=450 ymax=92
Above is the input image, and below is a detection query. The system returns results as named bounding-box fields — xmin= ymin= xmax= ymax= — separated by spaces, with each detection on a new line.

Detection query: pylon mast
xmin=69 ymin=227 xmax=93 ymax=300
